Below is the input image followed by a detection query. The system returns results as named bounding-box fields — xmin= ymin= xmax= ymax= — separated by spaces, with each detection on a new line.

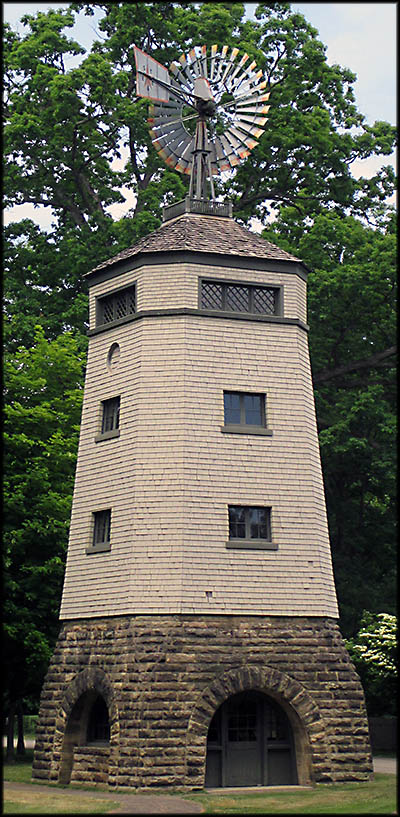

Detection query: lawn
xmin=3 ymin=752 xmax=397 ymax=814
xmin=187 ymin=775 xmax=397 ymax=813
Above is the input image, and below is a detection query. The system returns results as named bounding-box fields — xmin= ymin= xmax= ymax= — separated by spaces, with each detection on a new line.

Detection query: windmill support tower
xmin=33 ymin=46 xmax=372 ymax=790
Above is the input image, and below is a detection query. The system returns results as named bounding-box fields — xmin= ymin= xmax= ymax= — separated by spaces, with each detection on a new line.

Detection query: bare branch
xmin=313 ymin=346 xmax=397 ymax=385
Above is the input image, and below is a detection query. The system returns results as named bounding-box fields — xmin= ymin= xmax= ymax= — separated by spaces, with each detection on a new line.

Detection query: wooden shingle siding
xmin=88 ymin=262 xmax=307 ymax=328
xmin=61 ymin=256 xmax=337 ymax=618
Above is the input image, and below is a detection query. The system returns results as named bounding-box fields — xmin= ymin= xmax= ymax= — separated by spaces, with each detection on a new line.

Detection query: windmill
xmin=134 ymin=44 xmax=270 ymax=201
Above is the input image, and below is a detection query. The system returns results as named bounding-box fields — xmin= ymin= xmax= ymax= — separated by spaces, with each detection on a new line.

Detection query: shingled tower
xmin=33 ymin=200 xmax=372 ymax=789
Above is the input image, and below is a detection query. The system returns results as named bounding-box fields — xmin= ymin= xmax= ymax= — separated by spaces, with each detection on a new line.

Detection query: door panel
xmin=267 ymin=747 xmax=294 ymax=785
xmin=205 ymin=748 xmax=222 ymax=787
xmin=205 ymin=691 xmax=296 ymax=788
xmin=225 ymin=695 xmax=262 ymax=786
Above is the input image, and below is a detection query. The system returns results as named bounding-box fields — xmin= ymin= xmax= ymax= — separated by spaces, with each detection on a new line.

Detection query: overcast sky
xmin=4 ymin=2 xmax=397 ymax=228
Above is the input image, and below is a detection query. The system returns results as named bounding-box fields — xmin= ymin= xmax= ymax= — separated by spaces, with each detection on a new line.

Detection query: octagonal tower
xmin=33 ymin=201 xmax=372 ymax=789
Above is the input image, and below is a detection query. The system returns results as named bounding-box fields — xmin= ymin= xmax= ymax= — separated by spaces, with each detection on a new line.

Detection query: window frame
xmin=221 ymin=391 xmax=273 ymax=436
xmin=86 ymin=509 xmax=112 ymax=554
xmin=226 ymin=505 xmax=277 ymax=550
xmin=199 ymin=277 xmax=283 ymax=317
xmin=96 ymin=283 xmax=136 ymax=328
xmin=95 ymin=396 xmax=121 ymax=443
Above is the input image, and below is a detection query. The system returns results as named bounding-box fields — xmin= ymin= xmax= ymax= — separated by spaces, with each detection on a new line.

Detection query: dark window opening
xmin=224 ymin=392 xmax=265 ymax=427
xmin=228 ymin=506 xmax=271 ymax=542
xmin=87 ymin=696 xmax=110 ymax=744
xmin=97 ymin=285 xmax=136 ymax=326
xmin=101 ymin=397 xmax=120 ymax=433
xmin=201 ymin=280 xmax=279 ymax=316
xmin=93 ymin=509 xmax=111 ymax=546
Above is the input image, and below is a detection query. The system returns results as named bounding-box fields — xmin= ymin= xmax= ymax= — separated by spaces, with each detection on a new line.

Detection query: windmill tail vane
xmin=133 ymin=44 xmax=270 ymax=203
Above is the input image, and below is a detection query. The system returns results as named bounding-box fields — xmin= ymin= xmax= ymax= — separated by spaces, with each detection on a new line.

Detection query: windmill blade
xmin=188 ymin=47 xmax=202 ymax=78
xmin=178 ymin=52 xmax=197 ymax=87
xmin=219 ymin=47 xmax=240 ymax=87
xmin=212 ymin=45 xmax=229 ymax=85
xmin=213 ymin=135 xmax=240 ymax=170
xmin=231 ymin=120 xmax=265 ymax=141
xmin=170 ymin=61 xmax=193 ymax=95
xmin=225 ymin=52 xmax=250 ymax=89
xmin=200 ymin=44 xmax=208 ymax=78
xmin=233 ymin=104 xmax=270 ymax=116
xmin=233 ymin=89 xmax=270 ymax=107
xmin=209 ymin=44 xmax=218 ymax=81
xmin=235 ymin=114 xmax=269 ymax=127
xmin=226 ymin=123 xmax=263 ymax=151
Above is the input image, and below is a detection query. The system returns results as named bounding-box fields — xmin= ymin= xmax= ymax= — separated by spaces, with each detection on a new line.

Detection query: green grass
xmin=3 ymin=794 xmax=120 ymax=814
xmin=187 ymin=775 xmax=397 ymax=813
xmin=3 ymin=753 xmax=397 ymax=815
xmin=3 ymin=750 xmax=35 ymax=784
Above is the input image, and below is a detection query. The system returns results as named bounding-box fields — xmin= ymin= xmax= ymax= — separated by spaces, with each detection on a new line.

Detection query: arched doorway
xmin=87 ymin=696 xmax=110 ymax=744
xmin=205 ymin=691 xmax=297 ymax=787
xmin=58 ymin=691 xmax=110 ymax=784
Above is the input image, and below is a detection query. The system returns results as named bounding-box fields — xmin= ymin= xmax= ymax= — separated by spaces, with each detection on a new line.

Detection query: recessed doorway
xmin=205 ymin=690 xmax=297 ymax=787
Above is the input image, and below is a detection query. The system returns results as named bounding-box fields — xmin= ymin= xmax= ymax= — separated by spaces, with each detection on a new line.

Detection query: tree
xmin=262 ymin=209 xmax=396 ymax=635
xmin=346 ymin=612 xmax=397 ymax=716
xmin=4 ymin=3 xmax=396 ymax=236
xmin=3 ymin=327 xmax=85 ymax=754
xmin=3 ymin=2 xmax=396 ymax=726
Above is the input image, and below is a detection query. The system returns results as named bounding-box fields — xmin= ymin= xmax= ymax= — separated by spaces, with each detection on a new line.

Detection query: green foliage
xmin=262 ymin=211 xmax=396 ymax=636
xmin=346 ymin=613 xmax=397 ymax=716
xmin=3 ymin=327 xmax=85 ymax=708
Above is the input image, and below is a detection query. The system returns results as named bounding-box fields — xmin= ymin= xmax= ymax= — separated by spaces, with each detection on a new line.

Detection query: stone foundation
xmin=32 ymin=614 xmax=373 ymax=788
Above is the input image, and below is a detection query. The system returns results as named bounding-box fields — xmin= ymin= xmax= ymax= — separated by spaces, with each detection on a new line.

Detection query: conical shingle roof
xmin=89 ymin=212 xmax=300 ymax=275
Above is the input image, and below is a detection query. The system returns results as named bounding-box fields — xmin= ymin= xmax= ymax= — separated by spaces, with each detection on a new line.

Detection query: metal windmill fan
xmin=134 ymin=44 xmax=270 ymax=202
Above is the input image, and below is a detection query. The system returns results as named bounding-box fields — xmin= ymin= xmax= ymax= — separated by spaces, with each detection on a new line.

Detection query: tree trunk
xmin=6 ymin=703 xmax=16 ymax=762
xmin=16 ymin=700 xmax=25 ymax=756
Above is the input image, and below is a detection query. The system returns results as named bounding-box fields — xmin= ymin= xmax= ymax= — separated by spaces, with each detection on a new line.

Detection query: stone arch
xmin=185 ymin=664 xmax=328 ymax=787
xmin=55 ymin=668 xmax=119 ymax=785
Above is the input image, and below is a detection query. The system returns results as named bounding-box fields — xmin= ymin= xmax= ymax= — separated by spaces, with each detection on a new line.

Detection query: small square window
xmin=223 ymin=391 xmax=272 ymax=434
xmin=101 ymin=397 xmax=120 ymax=433
xmin=227 ymin=506 xmax=275 ymax=550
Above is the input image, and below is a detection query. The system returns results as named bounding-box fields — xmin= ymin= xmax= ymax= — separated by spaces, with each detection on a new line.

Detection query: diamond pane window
xmin=228 ymin=506 xmax=271 ymax=542
xmin=201 ymin=281 xmax=223 ymax=310
xmin=97 ymin=285 xmax=136 ymax=326
xmin=102 ymin=298 xmax=115 ymax=323
xmin=201 ymin=280 xmax=280 ymax=316
xmin=226 ymin=284 xmax=249 ymax=312
xmin=252 ymin=286 xmax=276 ymax=314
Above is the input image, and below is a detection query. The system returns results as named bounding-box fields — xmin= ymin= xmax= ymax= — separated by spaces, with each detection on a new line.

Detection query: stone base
xmin=32 ymin=614 xmax=373 ymax=788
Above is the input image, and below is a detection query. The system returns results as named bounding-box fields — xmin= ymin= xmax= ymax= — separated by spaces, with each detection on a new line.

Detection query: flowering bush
xmin=346 ymin=612 xmax=397 ymax=716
